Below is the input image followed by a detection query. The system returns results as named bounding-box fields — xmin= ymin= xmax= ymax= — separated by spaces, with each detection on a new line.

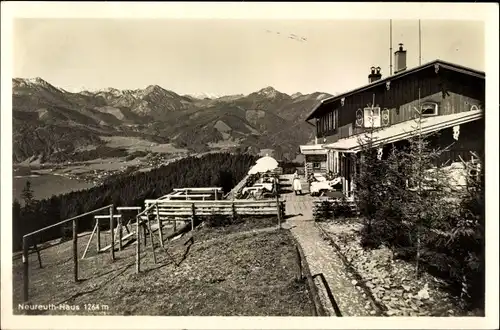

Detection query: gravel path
xmin=280 ymin=174 xmax=376 ymax=316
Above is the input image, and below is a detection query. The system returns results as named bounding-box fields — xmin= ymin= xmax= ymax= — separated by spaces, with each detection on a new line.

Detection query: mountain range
xmin=12 ymin=77 xmax=332 ymax=164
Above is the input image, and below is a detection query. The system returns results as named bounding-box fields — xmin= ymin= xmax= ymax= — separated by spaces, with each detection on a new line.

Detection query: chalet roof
xmin=324 ymin=109 xmax=483 ymax=153
xmin=305 ymin=59 xmax=485 ymax=121
xmin=299 ymin=144 xmax=327 ymax=155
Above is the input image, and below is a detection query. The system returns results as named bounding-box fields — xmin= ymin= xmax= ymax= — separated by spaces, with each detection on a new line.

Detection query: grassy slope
xmin=13 ymin=217 xmax=313 ymax=316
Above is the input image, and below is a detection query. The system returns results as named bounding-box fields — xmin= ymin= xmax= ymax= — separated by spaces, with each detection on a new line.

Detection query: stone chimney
xmin=368 ymin=66 xmax=382 ymax=83
xmin=394 ymin=43 xmax=407 ymax=74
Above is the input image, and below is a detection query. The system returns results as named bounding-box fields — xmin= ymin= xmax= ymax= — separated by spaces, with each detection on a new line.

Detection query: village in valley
xmin=5 ymin=7 xmax=494 ymax=329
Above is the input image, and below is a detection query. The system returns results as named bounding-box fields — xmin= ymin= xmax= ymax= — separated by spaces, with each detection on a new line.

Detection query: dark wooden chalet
xmin=302 ymin=44 xmax=485 ymax=195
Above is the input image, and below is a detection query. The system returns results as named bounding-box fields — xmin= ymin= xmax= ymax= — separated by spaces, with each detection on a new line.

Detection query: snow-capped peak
xmin=258 ymin=86 xmax=278 ymax=98
xmin=13 ymin=77 xmax=65 ymax=93
xmin=189 ymin=92 xmax=221 ymax=99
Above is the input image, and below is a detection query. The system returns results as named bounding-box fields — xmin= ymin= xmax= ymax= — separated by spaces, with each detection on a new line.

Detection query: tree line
xmin=12 ymin=153 xmax=257 ymax=251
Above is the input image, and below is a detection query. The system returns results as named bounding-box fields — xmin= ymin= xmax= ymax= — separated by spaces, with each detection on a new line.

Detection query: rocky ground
xmin=317 ymin=219 xmax=469 ymax=317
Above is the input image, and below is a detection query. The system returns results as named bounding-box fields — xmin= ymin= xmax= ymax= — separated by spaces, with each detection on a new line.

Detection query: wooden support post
xmin=276 ymin=178 xmax=282 ymax=229
xmin=143 ymin=221 xmax=148 ymax=247
xmin=173 ymin=216 xmax=177 ymax=232
xmin=73 ymin=218 xmax=78 ymax=282
xmin=191 ymin=203 xmax=195 ymax=232
xmin=147 ymin=216 xmax=157 ymax=264
xmin=23 ymin=237 xmax=29 ymax=302
xmin=33 ymin=243 xmax=42 ymax=268
xmin=136 ymin=216 xmax=141 ymax=274
xmin=118 ymin=211 xmax=123 ymax=251
xmin=214 ymin=188 xmax=218 ymax=200
xmin=110 ymin=206 xmax=115 ymax=261
xmin=82 ymin=222 xmax=98 ymax=259
xmin=96 ymin=218 xmax=101 ymax=251
xmin=156 ymin=204 xmax=164 ymax=248
xmin=232 ymin=202 xmax=236 ymax=222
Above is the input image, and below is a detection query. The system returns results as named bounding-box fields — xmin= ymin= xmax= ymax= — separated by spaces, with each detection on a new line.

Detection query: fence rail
xmin=21 ymin=204 xmax=114 ymax=303
xmin=144 ymin=199 xmax=285 ymax=220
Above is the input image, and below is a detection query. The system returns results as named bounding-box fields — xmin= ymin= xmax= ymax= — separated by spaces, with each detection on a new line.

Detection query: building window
xmin=313 ymin=162 xmax=321 ymax=170
xmin=421 ymin=102 xmax=439 ymax=117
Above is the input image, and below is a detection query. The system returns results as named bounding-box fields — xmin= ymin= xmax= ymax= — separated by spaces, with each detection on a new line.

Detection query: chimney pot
xmin=394 ymin=43 xmax=407 ymax=74
xmin=368 ymin=66 xmax=382 ymax=83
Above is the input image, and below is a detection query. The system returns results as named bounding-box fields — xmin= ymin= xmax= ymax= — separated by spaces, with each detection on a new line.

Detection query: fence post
xmin=118 ymin=211 xmax=123 ymax=251
xmin=191 ymin=203 xmax=195 ymax=232
xmin=73 ymin=218 xmax=78 ymax=282
xmin=136 ymin=215 xmax=141 ymax=273
xmin=34 ymin=243 xmax=43 ymax=268
xmin=156 ymin=204 xmax=164 ymax=248
xmin=143 ymin=219 xmax=148 ymax=247
xmin=110 ymin=206 xmax=115 ymax=261
xmin=275 ymin=177 xmax=282 ymax=229
xmin=96 ymin=217 xmax=101 ymax=251
xmin=23 ymin=236 xmax=29 ymax=302
xmin=232 ymin=202 xmax=236 ymax=221
xmin=146 ymin=216 xmax=157 ymax=264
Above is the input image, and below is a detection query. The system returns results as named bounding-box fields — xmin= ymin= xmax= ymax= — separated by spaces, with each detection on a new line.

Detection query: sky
xmin=13 ymin=18 xmax=485 ymax=96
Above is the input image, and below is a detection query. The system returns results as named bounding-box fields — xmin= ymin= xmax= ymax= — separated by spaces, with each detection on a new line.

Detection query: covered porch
xmin=324 ymin=110 xmax=484 ymax=196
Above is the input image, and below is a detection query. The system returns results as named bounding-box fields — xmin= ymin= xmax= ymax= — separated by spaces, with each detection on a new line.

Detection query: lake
xmin=13 ymin=174 xmax=96 ymax=203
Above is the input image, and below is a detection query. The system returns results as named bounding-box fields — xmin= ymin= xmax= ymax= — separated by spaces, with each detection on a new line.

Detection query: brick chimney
xmin=394 ymin=43 xmax=407 ymax=74
xmin=368 ymin=66 xmax=382 ymax=83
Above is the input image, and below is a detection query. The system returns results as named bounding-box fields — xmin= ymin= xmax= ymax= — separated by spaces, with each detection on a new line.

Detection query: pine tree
xmin=397 ymin=91 xmax=457 ymax=278
xmin=21 ymin=180 xmax=36 ymax=209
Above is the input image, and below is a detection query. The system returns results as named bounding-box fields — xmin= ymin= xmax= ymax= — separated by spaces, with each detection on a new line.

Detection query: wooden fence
xmin=144 ymin=199 xmax=285 ymax=221
xmin=312 ymin=198 xmax=358 ymax=221
xmin=21 ymin=204 xmax=114 ymax=303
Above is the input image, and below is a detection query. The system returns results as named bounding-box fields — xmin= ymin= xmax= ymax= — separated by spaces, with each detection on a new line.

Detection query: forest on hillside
xmin=12 ymin=153 xmax=257 ymax=251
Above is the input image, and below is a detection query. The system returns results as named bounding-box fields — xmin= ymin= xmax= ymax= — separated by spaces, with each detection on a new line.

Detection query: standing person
xmin=293 ymin=170 xmax=303 ymax=195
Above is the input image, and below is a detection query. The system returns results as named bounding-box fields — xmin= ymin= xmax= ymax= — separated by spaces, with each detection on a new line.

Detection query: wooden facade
xmin=305 ymin=60 xmax=485 ymax=195
xmin=315 ymin=64 xmax=485 ymax=140
xmin=304 ymin=154 xmax=327 ymax=178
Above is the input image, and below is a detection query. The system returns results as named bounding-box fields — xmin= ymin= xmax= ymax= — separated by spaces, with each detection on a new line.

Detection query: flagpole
xmin=390 ymin=19 xmax=393 ymax=75
xmin=418 ymin=19 xmax=422 ymax=65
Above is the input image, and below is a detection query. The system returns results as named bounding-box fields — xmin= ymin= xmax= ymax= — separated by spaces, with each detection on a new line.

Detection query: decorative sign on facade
xmin=381 ymin=108 xmax=390 ymax=126
xmin=363 ymin=106 xmax=381 ymax=128
xmin=355 ymin=109 xmax=364 ymax=127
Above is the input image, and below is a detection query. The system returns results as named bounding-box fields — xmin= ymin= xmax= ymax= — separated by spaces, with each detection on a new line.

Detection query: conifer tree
xmin=21 ymin=180 xmax=36 ymax=209
xmin=396 ymin=91 xmax=457 ymax=277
